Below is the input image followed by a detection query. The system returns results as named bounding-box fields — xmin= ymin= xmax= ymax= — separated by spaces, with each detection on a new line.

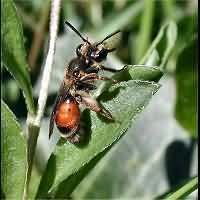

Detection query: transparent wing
xmin=49 ymin=105 xmax=56 ymax=139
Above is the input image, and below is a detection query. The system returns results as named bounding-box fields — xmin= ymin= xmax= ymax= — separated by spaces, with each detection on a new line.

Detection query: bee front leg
xmin=97 ymin=76 xmax=118 ymax=83
xmin=91 ymin=61 xmax=127 ymax=73
xmin=101 ymin=65 xmax=127 ymax=73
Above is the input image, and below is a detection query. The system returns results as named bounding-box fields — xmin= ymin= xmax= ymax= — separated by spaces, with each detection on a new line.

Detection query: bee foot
xmin=67 ymin=134 xmax=82 ymax=144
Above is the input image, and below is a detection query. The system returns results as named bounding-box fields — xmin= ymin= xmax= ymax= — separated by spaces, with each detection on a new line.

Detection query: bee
xmin=49 ymin=21 xmax=122 ymax=143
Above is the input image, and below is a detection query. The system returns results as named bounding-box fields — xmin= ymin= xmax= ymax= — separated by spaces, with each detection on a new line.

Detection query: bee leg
xmin=84 ymin=67 xmax=99 ymax=73
xmin=98 ymin=106 xmax=113 ymax=120
xmin=67 ymin=135 xmax=81 ymax=144
xmin=96 ymin=76 xmax=118 ymax=84
xmin=91 ymin=61 xmax=127 ymax=73
xmin=101 ymin=65 xmax=127 ymax=73
xmin=59 ymin=124 xmax=79 ymax=138
xmin=75 ymin=93 xmax=113 ymax=120
xmin=80 ymin=73 xmax=99 ymax=82
xmin=59 ymin=125 xmax=83 ymax=144
xmin=80 ymin=73 xmax=118 ymax=84
xmin=66 ymin=124 xmax=86 ymax=144
xmin=66 ymin=131 xmax=83 ymax=144
xmin=75 ymin=81 xmax=97 ymax=91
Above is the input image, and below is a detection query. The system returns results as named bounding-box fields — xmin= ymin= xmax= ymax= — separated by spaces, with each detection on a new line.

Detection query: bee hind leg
xmin=58 ymin=124 xmax=82 ymax=144
xmin=66 ymin=124 xmax=87 ymax=144
xmin=67 ymin=134 xmax=82 ymax=144
xmin=76 ymin=93 xmax=114 ymax=121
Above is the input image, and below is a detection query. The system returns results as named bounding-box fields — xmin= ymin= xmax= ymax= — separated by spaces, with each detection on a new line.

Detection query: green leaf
xmin=72 ymin=75 xmax=197 ymax=199
xmin=175 ymin=13 xmax=197 ymax=54
xmin=1 ymin=100 xmax=27 ymax=199
xmin=1 ymin=0 xmax=35 ymax=114
xmin=158 ymin=176 xmax=198 ymax=200
xmin=94 ymin=65 xmax=163 ymax=98
xmin=27 ymin=166 xmax=42 ymax=200
xmin=36 ymin=66 xmax=161 ymax=198
xmin=139 ymin=21 xmax=177 ymax=69
xmin=175 ymin=37 xmax=197 ymax=138
xmin=114 ymin=65 xmax=163 ymax=82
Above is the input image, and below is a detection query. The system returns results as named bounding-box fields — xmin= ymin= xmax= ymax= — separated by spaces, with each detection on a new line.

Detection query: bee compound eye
xmin=76 ymin=44 xmax=83 ymax=56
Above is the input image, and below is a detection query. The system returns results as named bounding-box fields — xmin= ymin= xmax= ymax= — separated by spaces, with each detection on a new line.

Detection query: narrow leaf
xmin=1 ymin=0 xmax=35 ymax=114
xmin=1 ymin=100 xmax=27 ymax=199
xmin=139 ymin=21 xmax=177 ymax=69
xmin=160 ymin=21 xmax=177 ymax=69
xmin=175 ymin=37 xmax=197 ymax=138
xmin=158 ymin=176 xmax=198 ymax=200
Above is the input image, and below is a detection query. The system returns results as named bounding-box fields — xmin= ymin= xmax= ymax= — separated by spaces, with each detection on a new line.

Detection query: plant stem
xmin=35 ymin=0 xmax=61 ymax=126
xmin=23 ymin=0 xmax=61 ymax=199
xmin=165 ymin=177 xmax=198 ymax=200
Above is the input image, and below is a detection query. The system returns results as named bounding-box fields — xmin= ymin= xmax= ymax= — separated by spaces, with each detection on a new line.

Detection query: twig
xmin=35 ymin=0 xmax=61 ymax=126
xmin=23 ymin=0 xmax=61 ymax=199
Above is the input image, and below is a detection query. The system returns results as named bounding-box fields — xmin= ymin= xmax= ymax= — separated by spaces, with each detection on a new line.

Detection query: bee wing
xmin=49 ymin=82 xmax=70 ymax=139
xmin=97 ymin=31 xmax=121 ymax=50
xmin=49 ymin=105 xmax=56 ymax=139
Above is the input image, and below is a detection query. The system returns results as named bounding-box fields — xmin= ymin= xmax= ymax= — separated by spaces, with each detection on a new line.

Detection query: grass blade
xmin=1 ymin=0 xmax=35 ymax=115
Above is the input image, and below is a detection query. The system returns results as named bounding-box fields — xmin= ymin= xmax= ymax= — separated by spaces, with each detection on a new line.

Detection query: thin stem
xmin=23 ymin=0 xmax=62 ymax=199
xmin=165 ymin=177 xmax=198 ymax=200
xmin=35 ymin=0 xmax=61 ymax=126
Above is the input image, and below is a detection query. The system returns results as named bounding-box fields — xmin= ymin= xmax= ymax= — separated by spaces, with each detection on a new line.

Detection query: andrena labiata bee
xmin=49 ymin=21 xmax=122 ymax=143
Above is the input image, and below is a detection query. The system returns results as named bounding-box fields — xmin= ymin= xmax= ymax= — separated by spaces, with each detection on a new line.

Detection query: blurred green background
xmin=1 ymin=0 xmax=197 ymax=199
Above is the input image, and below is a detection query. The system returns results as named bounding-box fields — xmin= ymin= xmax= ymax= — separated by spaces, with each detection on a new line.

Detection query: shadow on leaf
xmin=36 ymin=154 xmax=56 ymax=199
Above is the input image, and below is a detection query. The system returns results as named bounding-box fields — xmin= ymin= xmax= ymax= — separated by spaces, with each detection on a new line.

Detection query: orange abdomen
xmin=55 ymin=100 xmax=80 ymax=129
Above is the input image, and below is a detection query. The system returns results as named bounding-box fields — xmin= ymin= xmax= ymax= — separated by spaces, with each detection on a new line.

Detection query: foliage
xmin=1 ymin=0 xmax=35 ymax=115
xmin=158 ymin=176 xmax=198 ymax=200
xmin=175 ymin=37 xmax=197 ymax=138
xmin=1 ymin=0 xmax=197 ymax=199
xmin=1 ymin=100 xmax=27 ymax=199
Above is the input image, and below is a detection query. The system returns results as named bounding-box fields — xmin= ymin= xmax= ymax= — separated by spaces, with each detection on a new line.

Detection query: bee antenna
xmin=65 ymin=21 xmax=90 ymax=44
xmin=96 ymin=30 xmax=121 ymax=46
